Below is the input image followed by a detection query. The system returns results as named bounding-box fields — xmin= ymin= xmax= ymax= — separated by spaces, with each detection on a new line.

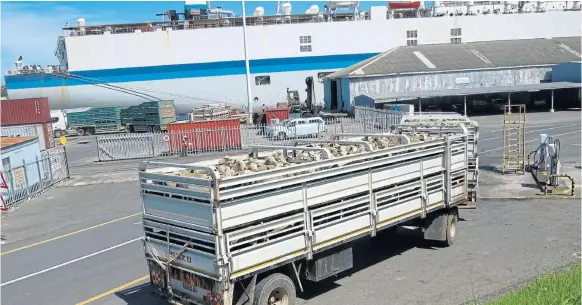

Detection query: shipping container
xmin=0 ymin=97 xmax=51 ymax=126
xmin=1 ymin=122 xmax=55 ymax=151
xmin=253 ymin=107 xmax=290 ymax=125
xmin=167 ymin=118 xmax=241 ymax=152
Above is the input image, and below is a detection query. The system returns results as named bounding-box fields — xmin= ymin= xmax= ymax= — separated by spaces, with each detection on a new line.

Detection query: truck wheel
xmin=85 ymin=128 xmax=93 ymax=136
xmin=253 ymin=273 xmax=296 ymax=305
xmin=147 ymin=125 xmax=154 ymax=133
xmin=441 ymin=209 xmax=458 ymax=247
xmin=277 ymin=132 xmax=287 ymax=141
xmin=77 ymin=128 xmax=85 ymax=136
xmin=54 ymin=130 xmax=62 ymax=138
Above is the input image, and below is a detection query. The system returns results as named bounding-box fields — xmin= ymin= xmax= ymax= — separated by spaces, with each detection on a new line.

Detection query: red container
xmin=167 ymin=118 xmax=242 ymax=152
xmin=265 ymin=107 xmax=290 ymax=122
xmin=0 ymin=97 xmax=51 ymax=126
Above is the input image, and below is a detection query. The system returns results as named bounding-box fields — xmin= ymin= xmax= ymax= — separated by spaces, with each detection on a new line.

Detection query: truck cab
xmin=50 ymin=110 xmax=67 ymax=138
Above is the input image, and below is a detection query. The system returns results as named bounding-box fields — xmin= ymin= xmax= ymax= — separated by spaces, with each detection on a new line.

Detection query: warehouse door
xmin=330 ymin=80 xmax=339 ymax=111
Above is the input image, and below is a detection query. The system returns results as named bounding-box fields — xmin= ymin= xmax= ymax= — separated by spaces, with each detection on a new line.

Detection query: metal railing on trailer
xmin=137 ymin=132 xmax=472 ymax=305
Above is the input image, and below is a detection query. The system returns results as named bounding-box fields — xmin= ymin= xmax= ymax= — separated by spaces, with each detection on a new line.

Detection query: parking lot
xmin=1 ymin=111 xmax=580 ymax=305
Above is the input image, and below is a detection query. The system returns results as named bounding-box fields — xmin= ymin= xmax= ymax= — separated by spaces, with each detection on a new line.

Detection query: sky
xmin=0 ymin=1 xmax=387 ymax=83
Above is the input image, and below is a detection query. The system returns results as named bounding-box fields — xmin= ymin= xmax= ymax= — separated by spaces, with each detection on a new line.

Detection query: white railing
xmin=95 ymin=117 xmax=404 ymax=161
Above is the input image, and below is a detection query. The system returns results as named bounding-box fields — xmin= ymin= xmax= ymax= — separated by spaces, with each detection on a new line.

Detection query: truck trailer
xmin=53 ymin=101 xmax=177 ymax=136
xmin=120 ymin=100 xmax=176 ymax=132
xmin=137 ymin=116 xmax=478 ymax=305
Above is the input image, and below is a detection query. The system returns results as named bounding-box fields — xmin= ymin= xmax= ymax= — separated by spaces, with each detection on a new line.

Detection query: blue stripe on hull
xmin=5 ymin=53 xmax=378 ymax=90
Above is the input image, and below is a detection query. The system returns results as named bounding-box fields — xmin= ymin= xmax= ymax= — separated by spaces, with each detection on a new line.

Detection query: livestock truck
xmin=54 ymin=101 xmax=177 ymax=136
xmin=138 ymin=116 xmax=478 ymax=305
xmin=120 ymin=100 xmax=176 ymax=132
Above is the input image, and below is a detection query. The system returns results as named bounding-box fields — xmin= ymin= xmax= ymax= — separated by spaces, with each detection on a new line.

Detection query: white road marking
xmin=0 ymin=237 xmax=141 ymax=287
xmin=481 ymin=123 xmax=580 ymax=141
xmin=573 ymin=144 xmax=581 ymax=147
xmin=133 ymin=221 xmax=142 ymax=225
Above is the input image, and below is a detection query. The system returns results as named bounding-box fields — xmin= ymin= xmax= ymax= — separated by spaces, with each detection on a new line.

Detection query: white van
xmin=266 ymin=117 xmax=325 ymax=140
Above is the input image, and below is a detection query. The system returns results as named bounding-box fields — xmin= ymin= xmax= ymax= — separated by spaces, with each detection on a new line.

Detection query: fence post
xmin=150 ymin=135 xmax=156 ymax=158
xmin=47 ymin=152 xmax=54 ymax=184
xmin=35 ymin=156 xmax=42 ymax=193
xmin=22 ymin=159 xmax=30 ymax=199
xmin=63 ymin=146 xmax=70 ymax=179
xmin=96 ymin=137 xmax=101 ymax=162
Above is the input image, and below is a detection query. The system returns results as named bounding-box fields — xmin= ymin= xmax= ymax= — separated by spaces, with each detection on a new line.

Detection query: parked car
xmin=265 ymin=117 xmax=325 ymax=140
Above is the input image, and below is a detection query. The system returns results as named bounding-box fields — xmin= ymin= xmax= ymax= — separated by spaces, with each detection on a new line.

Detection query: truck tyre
xmin=441 ymin=209 xmax=458 ymax=247
xmin=77 ymin=128 xmax=85 ymax=136
xmin=147 ymin=125 xmax=154 ymax=133
xmin=153 ymin=125 xmax=161 ymax=132
xmin=54 ymin=130 xmax=63 ymax=138
xmin=85 ymin=128 xmax=93 ymax=136
xmin=277 ymin=132 xmax=286 ymax=141
xmin=253 ymin=273 xmax=296 ymax=305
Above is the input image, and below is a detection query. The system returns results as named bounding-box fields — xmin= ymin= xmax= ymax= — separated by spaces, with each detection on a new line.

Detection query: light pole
xmin=242 ymin=0 xmax=253 ymax=123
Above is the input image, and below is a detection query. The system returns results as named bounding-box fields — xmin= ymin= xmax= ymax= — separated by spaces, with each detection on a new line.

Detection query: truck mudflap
xmin=148 ymin=260 xmax=226 ymax=305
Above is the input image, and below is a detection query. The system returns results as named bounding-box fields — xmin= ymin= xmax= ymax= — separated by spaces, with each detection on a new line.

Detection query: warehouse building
xmin=323 ymin=37 xmax=581 ymax=113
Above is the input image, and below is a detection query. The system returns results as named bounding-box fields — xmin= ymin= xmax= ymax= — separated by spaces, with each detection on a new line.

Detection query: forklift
xmin=286 ymin=76 xmax=348 ymax=120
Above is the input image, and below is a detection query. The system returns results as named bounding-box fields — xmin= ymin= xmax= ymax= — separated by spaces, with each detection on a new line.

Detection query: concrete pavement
xmin=1 ymin=110 xmax=580 ymax=305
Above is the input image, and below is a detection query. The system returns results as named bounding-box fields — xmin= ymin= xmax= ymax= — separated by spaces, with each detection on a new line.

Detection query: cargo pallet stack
xmin=0 ymin=97 xmax=55 ymax=151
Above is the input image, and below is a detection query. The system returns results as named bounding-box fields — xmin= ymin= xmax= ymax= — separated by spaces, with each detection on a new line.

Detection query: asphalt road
xmin=1 ymin=110 xmax=580 ymax=305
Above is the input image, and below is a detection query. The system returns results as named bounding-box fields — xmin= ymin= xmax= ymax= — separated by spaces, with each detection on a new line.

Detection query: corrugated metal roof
xmin=373 ymin=82 xmax=582 ymax=101
xmin=327 ymin=36 xmax=582 ymax=78
xmin=0 ymin=136 xmax=36 ymax=149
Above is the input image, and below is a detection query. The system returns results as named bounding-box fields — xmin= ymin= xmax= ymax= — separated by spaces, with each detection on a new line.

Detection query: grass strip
xmin=487 ymin=263 xmax=581 ymax=305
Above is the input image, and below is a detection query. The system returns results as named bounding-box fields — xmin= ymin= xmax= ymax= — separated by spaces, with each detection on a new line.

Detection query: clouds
xmin=0 ymin=2 xmax=118 ymax=79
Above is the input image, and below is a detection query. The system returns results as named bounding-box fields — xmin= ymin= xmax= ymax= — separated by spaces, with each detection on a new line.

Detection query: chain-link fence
xmin=1 ymin=146 xmax=69 ymax=209
xmin=95 ymin=117 xmax=397 ymax=161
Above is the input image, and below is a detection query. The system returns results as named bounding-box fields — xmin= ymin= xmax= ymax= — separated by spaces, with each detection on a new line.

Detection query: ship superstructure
xmin=4 ymin=1 xmax=581 ymax=113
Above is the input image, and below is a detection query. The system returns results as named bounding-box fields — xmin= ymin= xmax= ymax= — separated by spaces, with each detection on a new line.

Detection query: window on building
xmin=406 ymin=30 xmax=418 ymax=39
xmin=300 ymin=45 xmax=312 ymax=52
xmin=317 ymin=72 xmax=333 ymax=79
xmin=255 ymin=75 xmax=271 ymax=86
xmin=300 ymin=35 xmax=312 ymax=44
xmin=407 ymin=39 xmax=418 ymax=46
xmin=2 ymin=157 xmax=10 ymax=171
xmin=450 ymin=37 xmax=462 ymax=44
xmin=450 ymin=28 xmax=462 ymax=36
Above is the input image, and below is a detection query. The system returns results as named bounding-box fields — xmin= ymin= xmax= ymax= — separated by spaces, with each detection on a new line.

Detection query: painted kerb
xmin=95 ymin=117 xmax=403 ymax=161
xmin=1 ymin=146 xmax=70 ymax=209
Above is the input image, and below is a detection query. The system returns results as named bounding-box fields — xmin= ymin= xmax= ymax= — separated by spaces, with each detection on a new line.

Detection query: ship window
xmin=255 ymin=75 xmax=271 ymax=86
xmin=317 ymin=72 xmax=333 ymax=79
xmin=451 ymin=37 xmax=462 ymax=44
xmin=406 ymin=30 xmax=417 ymax=38
xmin=300 ymin=36 xmax=312 ymax=44
xmin=407 ymin=39 xmax=418 ymax=46
xmin=451 ymin=28 xmax=462 ymax=36
xmin=300 ymin=45 xmax=312 ymax=52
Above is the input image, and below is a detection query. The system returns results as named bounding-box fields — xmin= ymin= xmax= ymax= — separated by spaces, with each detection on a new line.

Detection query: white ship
xmin=4 ymin=1 xmax=581 ymax=113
